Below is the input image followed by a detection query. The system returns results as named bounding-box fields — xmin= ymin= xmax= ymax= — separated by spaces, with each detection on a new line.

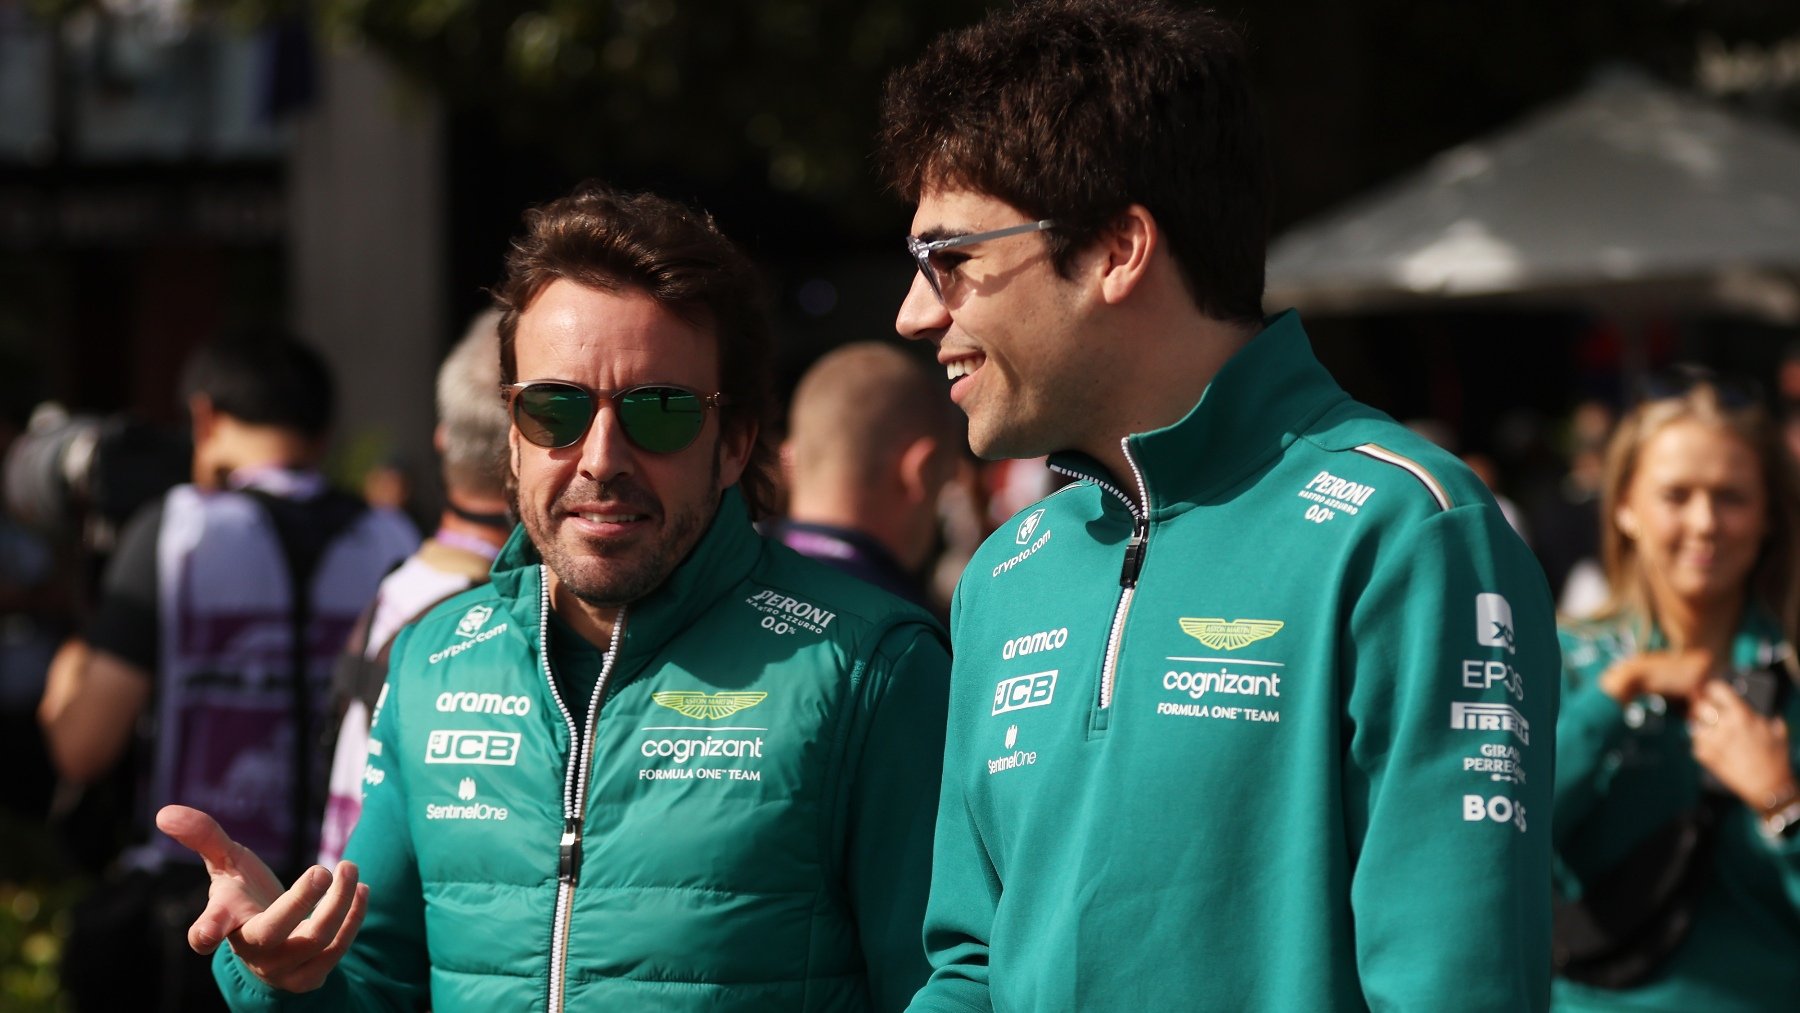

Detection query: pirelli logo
xmin=425 ymin=730 xmax=522 ymax=766
xmin=1449 ymin=702 xmax=1529 ymax=745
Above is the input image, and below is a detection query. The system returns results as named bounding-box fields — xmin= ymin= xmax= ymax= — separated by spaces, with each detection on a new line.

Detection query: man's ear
xmin=898 ymin=435 xmax=940 ymax=504
xmin=187 ymin=393 xmax=216 ymax=442
xmin=718 ymin=417 xmax=756 ymax=490
xmin=1095 ymin=204 xmax=1158 ymax=306
xmin=779 ymin=439 xmax=797 ymax=488
xmin=508 ymin=423 xmax=522 ymax=481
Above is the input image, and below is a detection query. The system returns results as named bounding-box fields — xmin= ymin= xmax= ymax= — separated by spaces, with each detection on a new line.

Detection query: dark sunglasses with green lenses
xmin=503 ymin=380 xmax=728 ymax=454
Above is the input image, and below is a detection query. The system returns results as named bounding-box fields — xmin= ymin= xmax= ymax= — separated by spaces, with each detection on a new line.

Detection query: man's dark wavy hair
xmin=879 ymin=0 xmax=1269 ymax=325
xmin=491 ymin=183 xmax=778 ymax=519
xmin=180 ymin=330 xmax=335 ymax=438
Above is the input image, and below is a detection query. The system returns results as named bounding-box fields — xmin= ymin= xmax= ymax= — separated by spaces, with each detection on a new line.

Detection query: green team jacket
xmin=907 ymin=311 xmax=1559 ymax=1012
xmin=214 ymin=490 xmax=950 ymax=1012
xmin=1554 ymin=612 xmax=1800 ymax=1011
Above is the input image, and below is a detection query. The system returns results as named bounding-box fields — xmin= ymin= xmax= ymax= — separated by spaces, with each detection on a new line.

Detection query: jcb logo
xmin=992 ymin=671 xmax=1058 ymax=716
xmin=425 ymin=730 xmax=522 ymax=766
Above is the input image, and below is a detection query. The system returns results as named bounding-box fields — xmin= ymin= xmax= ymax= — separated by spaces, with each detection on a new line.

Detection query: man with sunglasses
xmin=881 ymin=2 xmax=1558 ymax=1011
xmin=160 ymin=184 xmax=950 ymax=1011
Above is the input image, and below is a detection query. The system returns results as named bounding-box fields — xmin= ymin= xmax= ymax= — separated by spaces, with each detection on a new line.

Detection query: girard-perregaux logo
xmin=1179 ymin=618 xmax=1284 ymax=651
xmin=652 ymin=691 xmax=769 ymax=720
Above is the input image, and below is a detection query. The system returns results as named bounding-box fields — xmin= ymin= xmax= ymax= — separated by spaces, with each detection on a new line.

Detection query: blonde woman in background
xmin=1553 ymin=367 xmax=1800 ymax=1011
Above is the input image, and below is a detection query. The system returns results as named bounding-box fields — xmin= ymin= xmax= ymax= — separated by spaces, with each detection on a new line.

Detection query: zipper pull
xmin=559 ymin=818 xmax=583 ymax=884
xmin=1120 ymin=518 xmax=1148 ymax=587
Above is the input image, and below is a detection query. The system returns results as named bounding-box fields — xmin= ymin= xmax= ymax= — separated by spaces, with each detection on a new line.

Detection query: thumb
xmin=156 ymin=805 xmax=238 ymax=877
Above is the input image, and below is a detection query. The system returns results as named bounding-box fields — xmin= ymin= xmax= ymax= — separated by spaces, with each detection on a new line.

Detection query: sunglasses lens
xmin=514 ymin=384 xmax=594 ymax=448
xmin=618 ymin=387 xmax=707 ymax=453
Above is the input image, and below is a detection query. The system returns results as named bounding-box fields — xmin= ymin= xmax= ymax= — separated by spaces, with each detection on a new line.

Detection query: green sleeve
xmin=838 ymin=620 xmax=952 ymax=1012
xmin=212 ymin=625 xmax=432 ymax=1013
xmin=1550 ymin=631 xmax=1635 ymax=851
xmin=1344 ymin=505 xmax=1557 ymax=1012
xmin=906 ymin=588 xmax=995 ymax=1013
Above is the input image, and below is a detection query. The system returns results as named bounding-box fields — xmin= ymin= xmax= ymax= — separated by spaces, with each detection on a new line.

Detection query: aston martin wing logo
xmin=650 ymin=691 xmax=769 ymax=720
xmin=1179 ymin=618 xmax=1284 ymax=651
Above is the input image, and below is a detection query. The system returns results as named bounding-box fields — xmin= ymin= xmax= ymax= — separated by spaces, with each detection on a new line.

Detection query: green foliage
xmin=0 ymin=814 xmax=84 ymax=1013
xmin=313 ymin=0 xmax=992 ymax=223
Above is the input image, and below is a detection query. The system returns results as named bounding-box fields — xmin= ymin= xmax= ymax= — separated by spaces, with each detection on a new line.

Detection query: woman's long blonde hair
xmin=1596 ymin=372 xmax=1800 ymax=652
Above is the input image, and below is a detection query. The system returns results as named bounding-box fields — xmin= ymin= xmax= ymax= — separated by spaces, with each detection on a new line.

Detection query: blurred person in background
xmin=317 ymin=310 xmax=512 ymax=867
xmin=1552 ymin=366 xmax=1800 ymax=1010
xmin=1540 ymin=398 xmax=1615 ymax=618
xmin=771 ymin=340 xmax=963 ymax=612
xmin=37 ymin=333 xmax=417 ymax=1012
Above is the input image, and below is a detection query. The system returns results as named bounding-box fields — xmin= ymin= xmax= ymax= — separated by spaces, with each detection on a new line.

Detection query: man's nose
xmin=577 ymin=402 xmax=636 ymax=483
xmin=896 ymin=270 xmax=951 ymax=341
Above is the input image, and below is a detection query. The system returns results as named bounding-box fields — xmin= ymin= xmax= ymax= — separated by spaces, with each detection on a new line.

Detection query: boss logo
xmin=992 ymin=671 xmax=1058 ymax=716
xmin=425 ymin=730 xmax=522 ymax=766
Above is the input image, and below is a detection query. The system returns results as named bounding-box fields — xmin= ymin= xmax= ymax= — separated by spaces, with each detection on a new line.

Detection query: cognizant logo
xmin=1162 ymin=668 xmax=1281 ymax=700
xmin=640 ymin=736 xmax=765 ymax=764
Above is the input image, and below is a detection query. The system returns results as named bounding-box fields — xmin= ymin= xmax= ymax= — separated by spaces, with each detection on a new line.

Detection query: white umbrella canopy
xmin=1264 ymin=68 xmax=1800 ymax=323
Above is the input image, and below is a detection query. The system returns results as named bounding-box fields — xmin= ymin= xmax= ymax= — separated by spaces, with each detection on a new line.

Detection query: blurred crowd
xmin=4 ymin=310 xmax=1800 ymax=1007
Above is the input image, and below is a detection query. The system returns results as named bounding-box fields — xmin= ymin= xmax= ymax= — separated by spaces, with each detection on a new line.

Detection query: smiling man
xmin=881 ymin=2 xmax=1559 ymax=1010
xmin=159 ymin=184 xmax=950 ymax=1012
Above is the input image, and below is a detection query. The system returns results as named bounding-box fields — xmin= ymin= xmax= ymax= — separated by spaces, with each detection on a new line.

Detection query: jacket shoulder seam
xmin=1350 ymin=442 xmax=1454 ymax=511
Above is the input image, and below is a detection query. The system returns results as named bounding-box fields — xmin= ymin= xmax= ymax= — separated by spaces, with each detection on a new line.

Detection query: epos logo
xmin=993 ymin=671 xmax=1058 ymax=716
xmin=1016 ymin=509 xmax=1046 ymax=545
xmin=425 ymin=730 xmax=522 ymax=766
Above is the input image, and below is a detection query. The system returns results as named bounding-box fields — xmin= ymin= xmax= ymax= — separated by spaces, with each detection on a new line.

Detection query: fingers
xmin=237 ymin=866 xmax=336 ymax=950
xmin=228 ymin=864 xmax=367 ymax=994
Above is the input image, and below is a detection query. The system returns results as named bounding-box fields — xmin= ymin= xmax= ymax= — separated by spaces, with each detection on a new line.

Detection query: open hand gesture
xmin=155 ymin=804 xmax=368 ymax=993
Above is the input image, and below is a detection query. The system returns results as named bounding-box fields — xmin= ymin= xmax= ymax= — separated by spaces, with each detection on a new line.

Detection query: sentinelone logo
xmin=425 ymin=777 xmax=509 ymax=821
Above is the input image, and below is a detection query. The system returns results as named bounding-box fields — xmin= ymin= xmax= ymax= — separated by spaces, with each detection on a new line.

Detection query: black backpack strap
xmin=241 ymin=487 xmax=367 ymax=880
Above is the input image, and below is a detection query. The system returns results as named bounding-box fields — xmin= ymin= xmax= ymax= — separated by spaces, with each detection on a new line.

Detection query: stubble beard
xmin=524 ymin=448 xmax=723 ymax=610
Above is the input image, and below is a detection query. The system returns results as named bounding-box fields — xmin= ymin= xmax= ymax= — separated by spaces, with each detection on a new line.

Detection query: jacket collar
xmin=1049 ymin=310 xmax=1348 ymax=519
xmin=491 ymin=487 xmax=763 ymax=661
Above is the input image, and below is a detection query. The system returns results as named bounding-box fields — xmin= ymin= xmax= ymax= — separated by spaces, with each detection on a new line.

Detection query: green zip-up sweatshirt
xmin=1554 ymin=612 xmax=1800 ymax=1011
xmin=214 ymin=490 xmax=950 ymax=1012
xmin=908 ymin=312 xmax=1559 ymax=1012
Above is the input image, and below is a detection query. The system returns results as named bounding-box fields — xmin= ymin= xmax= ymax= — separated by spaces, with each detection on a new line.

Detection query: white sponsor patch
xmin=1450 ymin=701 xmax=1530 ymax=744
xmin=456 ymin=605 xmax=494 ymax=638
xmin=744 ymin=589 xmax=837 ymax=635
xmin=1476 ymin=593 xmax=1516 ymax=654
xmin=1001 ymin=627 xmax=1068 ymax=660
xmin=1463 ymin=794 xmax=1527 ymax=832
xmin=425 ymin=777 xmax=509 ymax=821
xmin=1461 ymin=658 xmax=1525 ymax=701
xmin=986 ymin=724 xmax=1038 ymax=775
xmin=429 ymin=622 xmax=510 ymax=664
xmin=425 ymin=729 xmax=522 ymax=766
xmin=992 ymin=671 xmax=1058 ymax=715
xmin=1462 ymin=742 xmax=1526 ymax=785
xmin=435 ymin=691 xmax=532 ymax=716
xmin=1015 ymin=509 xmax=1046 ymax=545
